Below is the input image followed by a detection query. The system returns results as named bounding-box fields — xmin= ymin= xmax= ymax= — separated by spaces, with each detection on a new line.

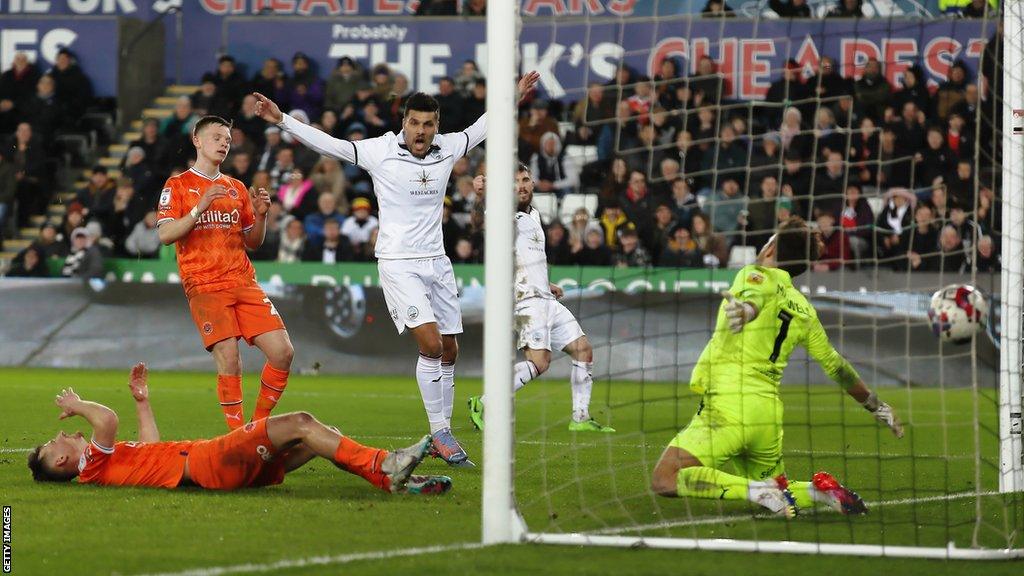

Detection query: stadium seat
xmin=559 ymin=193 xmax=597 ymax=223
xmin=727 ymin=245 xmax=757 ymax=269
xmin=532 ymin=193 xmax=559 ymax=224
xmin=866 ymin=196 xmax=885 ymax=216
xmin=564 ymin=145 xmax=598 ymax=167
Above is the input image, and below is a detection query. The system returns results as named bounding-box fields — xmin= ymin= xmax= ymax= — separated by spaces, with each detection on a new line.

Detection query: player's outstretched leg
xmin=265 ymin=412 xmax=451 ymax=494
xmin=467 ymin=395 xmax=485 ymax=430
xmin=789 ymin=471 xmax=867 ymax=515
xmin=468 ymin=357 xmax=541 ymax=432
xmin=252 ymin=330 xmax=294 ymax=421
xmin=564 ymin=337 xmax=614 ymax=432
xmin=211 ymin=339 xmax=244 ymax=430
xmin=651 ymin=447 xmax=797 ymax=518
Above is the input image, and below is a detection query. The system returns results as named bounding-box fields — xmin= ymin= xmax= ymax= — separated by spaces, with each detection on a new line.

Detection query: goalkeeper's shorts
xmin=668 ymin=393 xmax=785 ymax=481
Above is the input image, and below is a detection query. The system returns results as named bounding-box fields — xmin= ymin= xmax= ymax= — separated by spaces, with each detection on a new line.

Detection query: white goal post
xmin=482 ymin=1 xmax=1024 ymax=559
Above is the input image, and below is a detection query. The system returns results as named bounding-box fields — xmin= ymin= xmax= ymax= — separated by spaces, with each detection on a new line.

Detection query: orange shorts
xmin=188 ymin=285 xmax=286 ymax=349
xmin=186 ymin=418 xmax=286 ymax=490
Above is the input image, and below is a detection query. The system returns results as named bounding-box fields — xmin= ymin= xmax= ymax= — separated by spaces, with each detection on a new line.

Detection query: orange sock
xmin=216 ymin=374 xmax=244 ymax=430
xmin=253 ymin=363 xmax=289 ymax=421
xmin=333 ymin=436 xmax=390 ymax=492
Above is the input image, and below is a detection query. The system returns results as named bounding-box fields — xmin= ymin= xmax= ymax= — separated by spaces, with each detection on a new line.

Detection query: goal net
xmin=483 ymin=0 xmax=1023 ymax=559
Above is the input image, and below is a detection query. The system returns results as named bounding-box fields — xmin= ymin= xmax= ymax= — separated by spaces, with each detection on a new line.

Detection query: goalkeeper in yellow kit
xmin=650 ymin=217 xmax=904 ymax=517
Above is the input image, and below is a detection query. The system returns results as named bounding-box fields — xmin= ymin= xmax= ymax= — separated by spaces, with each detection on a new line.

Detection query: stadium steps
xmin=167 ymin=85 xmax=199 ymax=96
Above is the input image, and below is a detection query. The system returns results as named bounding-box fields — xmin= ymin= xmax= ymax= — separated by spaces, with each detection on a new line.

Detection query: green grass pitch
xmin=1 ymin=367 xmax=1020 ymax=575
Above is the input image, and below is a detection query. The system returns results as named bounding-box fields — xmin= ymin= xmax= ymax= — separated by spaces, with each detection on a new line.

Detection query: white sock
xmin=570 ymin=360 xmax=593 ymax=423
xmin=441 ymin=362 xmax=455 ymax=426
xmin=481 ymin=360 xmax=538 ymax=405
xmin=746 ymin=479 xmax=781 ymax=503
xmin=416 ymin=354 xmax=446 ymax=434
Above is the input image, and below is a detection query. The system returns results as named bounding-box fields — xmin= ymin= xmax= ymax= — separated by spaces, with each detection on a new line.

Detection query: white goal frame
xmin=482 ymin=1 xmax=1024 ymax=559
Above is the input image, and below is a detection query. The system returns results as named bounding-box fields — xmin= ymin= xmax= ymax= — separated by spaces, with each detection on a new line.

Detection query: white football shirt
xmin=278 ymin=113 xmax=486 ymax=260
xmin=514 ymin=207 xmax=554 ymax=302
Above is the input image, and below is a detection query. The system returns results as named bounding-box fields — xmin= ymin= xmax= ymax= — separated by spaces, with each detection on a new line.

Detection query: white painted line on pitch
xmin=132 ymin=541 xmax=486 ymax=576
xmin=0 ymin=448 xmax=31 ymax=453
xmin=593 ymin=489 xmax=1004 ymax=536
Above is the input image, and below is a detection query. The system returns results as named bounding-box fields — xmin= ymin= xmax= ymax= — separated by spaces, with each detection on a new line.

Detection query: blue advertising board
xmin=0 ymin=17 xmax=119 ymax=96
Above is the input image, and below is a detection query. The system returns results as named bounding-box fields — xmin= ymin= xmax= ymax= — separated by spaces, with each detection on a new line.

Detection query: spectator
xmin=450 ymin=236 xmax=479 ymax=264
xmin=22 ymin=75 xmax=65 ymax=146
xmin=701 ymin=125 xmax=748 ymax=190
xmin=6 ymin=245 xmax=49 ymax=277
xmin=573 ymin=224 xmax=613 ymax=266
xmin=777 ymin=107 xmax=809 ymax=161
xmin=605 ymin=63 xmax=635 ymax=100
xmin=160 ymin=96 xmax=198 ymax=138
xmin=385 ymin=74 xmax=413 ymax=126
xmin=925 ymin=224 xmax=966 ymax=272
xmin=701 ymin=0 xmax=735 ymax=17
xmin=33 ymin=221 xmax=67 ymax=260
xmin=464 ymin=0 xmax=486 ymax=15
xmin=974 ymin=235 xmax=998 ymax=272
xmin=832 ymin=94 xmax=863 ymax=132
xmin=812 ymin=151 xmax=846 ymax=217
xmin=673 ymin=130 xmax=703 ymax=181
xmin=310 ymin=157 xmax=348 ymax=211
xmin=877 ymin=126 xmax=912 ymax=188
xmin=0 ymin=152 xmax=15 ymax=249
xmin=280 ymin=110 xmax=320 ymax=170
xmin=930 ymin=184 xmax=951 ymax=222
xmin=59 ymin=202 xmax=86 ymax=252
xmin=808 ymin=56 xmax=851 ymax=104
xmin=889 ymin=66 xmax=932 ymax=123
xmin=854 ymin=58 xmax=891 ymax=123
xmin=125 ymin=211 xmax=161 ymax=259
xmin=225 ymin=150 xmax=256 ymax=187
xmin=545 ymin=220 xmax=572 ymax=266
xmin=961 ymin=0 xmax=994 ymax=17
xmin=0 ymin=53 xmax=41 ymax=132
xmin=324 ymin=57 xmax=362 ymax=113
xmin=48 ymin=48 xmax=92 ymax=122
xmin=691 ymin=212 xmax=729 ymax=266
xmin=648 ymin=203 xmax=677 ymax=260
xmin=128 ymin=119 xmax=168 ymax=173
xmin=8 ymin=123 xmax=48 ymax=227
xmin=746 ymin=175 xmax=788 ymax=250
xmin=704 ymin=177 xmax=746 ymax=234
xmin=688 ymin=56 xmax=724 ymax=106
xmin=946 ymin=159 xmax=977 ymax=209
xmin=191 ymin=73 xmax=223 ymax=117
xmin=658 ymin=224 xmax=704 ymax=268
xmin=947 ymin=203 xmax=980 ymax=256
xmin=891 ymin=101 xmax=925 ymax=158
xmin=61 ymin=227 xmax=104 ymax=278
xmin=228 ymin=127 xmax=257 ymax=163
xmin=519 ymin=99 xmax=560 ymax=159
xmin=613 ymin=228 xmax=651 ymax=268
xmin=765 ymin=60 xmax=811 ymax=129
xmin=574 ymin=82 xmax=615 ymax=135
xmin=669 ymin=177 xmax=700 ymax=230
xmin=366 ymin=64 xmax=393 ymax=104
xmin=75 ymin=165 xmax=115 ymax=214
xmin=277 ymin=216 xmax=306 ymax=263
xmin=934 ymin=62 xmax=969 ymax=121
xmin=598 ymin=201 xmax=636 ymax=250
xmin=566 ymin=207 xmax=591 ymax=254
xmin=530 ymin=132 xmax=579 ymax=197
xmin=619 ymin=170 xmax=653 ymax=234
xmin=874 ymin=187 xmax=914 ymax=264
xmin=848 ymin=117 xmax=879 ymax=187
xmin=95 ymin=177 xmax=146 ymax=255
xmin=303 ymin=191 xmax=345 ymax=245
xmin=257 ymin=126 xmax=285 ymax=172
xmin=597 ymin=157 xmax=630 ymax=211
xmin=235 ymin=94 xmax=266 ymax=149
xmin=827 ymin=0 xmax=864 ymax=17
xmin=277 ymin=168 xmax=318 ymax=220
xmin=813 ymin=212 xmax=850 ymax=271
xmin=213 ymin=55 xmax=246 ymax=116
xmin=904 ymin=201 xmax=940 ymax=271
xmin=748 ymin=134 xmax=783 ymax=191
xmin=251 ymin=58 xmax=286 ymax=102
xmin=416 ymin=0 xmax=458 ymax=15
xmin=946 ymin=113 xmax=974 ymax=160
xmin=269 ymin=147 xmax=296 ymax=189
xmin=915 ymin=126 xmax=955 ymax=187
xmin=652 ymin=158 xmax=682 ymax=201
xmin=341 ymin=197 xmax=379 ymax=259
xmin=463 ymin=78 xmax=486 ymax=125
xmin=653 ymin=58 xmax=683 ymax=110
xmin=359 ymin=98 xmax=391 ymax=139
xmin=302 ymin=218 xmax=353 ymax=263
xmin=811 ymin=107 xmax=844 ymax=161
xmin=250 ymin=200 xmax=284 ymax=261
xmin=780 ymin=149 xmax=811 ymax=217
xmin=454 ymin=60 xmax=484 ymax=97
xmin=838 ymin=184 xmax=874 ymax=263
xmin=284 ymin=52 xmax=325 ymax=119
xmin=769 ymin=0 xmax=811 ymax=17
xmin=465 ymin=207 xmax=486 ymax=260
xmin=441 ymin=196 xmax=465 ymax=258
xmin=123 ymin=147 xmax=158 ymax=202
xmin=434 ymin=76 xmax=465 ymax=133
xmin=626 ymin=76 xmax=654 ymax=126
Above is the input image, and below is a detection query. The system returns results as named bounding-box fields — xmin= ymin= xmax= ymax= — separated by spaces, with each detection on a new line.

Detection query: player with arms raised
xmin=27 ymin=363 xmax=451 ymax=495
xmin=467 ymin=166 xmax=613 ymax=432
xmin=252 ymin=72 xmax=541 ymax=467
xmin=157 ymin=116 xmax=295 ymax=430
xmin=650 ymin=217 xmax=904 ymax=517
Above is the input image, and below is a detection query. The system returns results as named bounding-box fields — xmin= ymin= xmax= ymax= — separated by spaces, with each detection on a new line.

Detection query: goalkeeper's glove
xmin=862 ymin=392 xmax=904 ymax=438
xmin=722 ymin=291 xmax=757 ymax=334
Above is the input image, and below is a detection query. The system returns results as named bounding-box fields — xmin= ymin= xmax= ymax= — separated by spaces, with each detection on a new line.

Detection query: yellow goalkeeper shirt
xmin=690 ymin=265 xmax=860 ymax=400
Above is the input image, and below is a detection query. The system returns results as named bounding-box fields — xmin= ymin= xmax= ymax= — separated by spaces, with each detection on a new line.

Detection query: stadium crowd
xmin=0 ymin=6 xmax=1004 ymax=277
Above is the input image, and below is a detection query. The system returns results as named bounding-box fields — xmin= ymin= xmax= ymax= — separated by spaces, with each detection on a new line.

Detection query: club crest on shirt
xmin=159 ymin=188 xmax=171 ymax=207
xmin=407 ymin=306 xmax=419 ymax=320
xmin=411 ymin=169 xmax=436 ymax=189
xmin=203 ymin=322 xmax=213 ymax=334
xmin=747 ymin=272 xmax=764 ymax=285
xmin=244 ymin=421 xmax=256 ymax=433
xmin=228 ymin=187 xmax=238 ymax=199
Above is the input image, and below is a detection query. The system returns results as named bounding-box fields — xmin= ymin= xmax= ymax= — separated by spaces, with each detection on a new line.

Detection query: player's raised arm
xmin=243 ymin=186 xmax=271 ymax=250
xmin=55 ymin=388 xmax=119 ymax=449
xmin=253 ymin=92 xmax=357 ymax=164
xmin=127 ymin=362 xmax=160 ymax=443
xmin=157 ymin=183 xmax=230 ymax=245
xmin=805 ymin=316 xmax=904 ymax=438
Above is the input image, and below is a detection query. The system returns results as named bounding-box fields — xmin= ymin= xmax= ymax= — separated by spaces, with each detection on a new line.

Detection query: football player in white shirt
xmin=252 ymin=72 xmax=541 ymax=467
xmin=467 ymin=165 xmax=614 ymax=432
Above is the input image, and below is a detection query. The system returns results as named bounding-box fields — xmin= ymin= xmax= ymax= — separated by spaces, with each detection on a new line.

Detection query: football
xmin=928 ymin=284 xmax=989 ymax=344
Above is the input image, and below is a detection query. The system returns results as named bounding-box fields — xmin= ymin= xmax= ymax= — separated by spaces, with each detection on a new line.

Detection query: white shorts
xmin=515 ymin=297 xmax=585 ymax=352
xmin=379 ymin=256 xmax=463 ymax=335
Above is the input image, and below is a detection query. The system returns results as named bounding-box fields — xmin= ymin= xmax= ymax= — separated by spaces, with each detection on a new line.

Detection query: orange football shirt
xmin=78 ymin=439 xmax=198 ymax=488
xmin=156 ymin=168 xmax=257 ymax=298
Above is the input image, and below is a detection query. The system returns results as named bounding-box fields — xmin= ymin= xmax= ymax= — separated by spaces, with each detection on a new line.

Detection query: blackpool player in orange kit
xmin=157 ymin=115 xmax=294 ymax=430
xmin=26 ymin=363 xmax=452 ymax=495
